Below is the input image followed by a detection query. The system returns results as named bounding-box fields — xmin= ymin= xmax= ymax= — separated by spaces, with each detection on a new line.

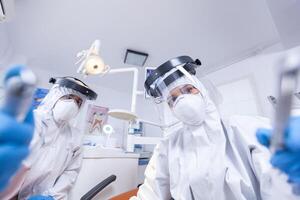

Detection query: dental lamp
xmin=76 ymin=40 xmax=110 ymax=76
xmin=76 ymin=39 xmax=141 ymax=119
xmin=76 ymin=40 xmax=179 ymax=152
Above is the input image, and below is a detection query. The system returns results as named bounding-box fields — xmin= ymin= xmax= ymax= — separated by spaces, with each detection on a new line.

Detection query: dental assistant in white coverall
xmin=0 ymin=77 xmax=97 ymax=200
xmin=131 ymin=56 xmax=297 ymax=200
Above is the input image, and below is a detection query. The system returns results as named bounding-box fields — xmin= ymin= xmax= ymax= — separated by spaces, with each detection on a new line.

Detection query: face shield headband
xmin=49 ymin=76 xmax=97 ymax=100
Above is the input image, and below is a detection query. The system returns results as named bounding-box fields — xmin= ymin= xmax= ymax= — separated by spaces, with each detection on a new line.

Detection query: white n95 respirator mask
xmin=53 ymin=99 xmax=79 ymax=124
xmin=172 ymin=94 xmax=206 ymax=126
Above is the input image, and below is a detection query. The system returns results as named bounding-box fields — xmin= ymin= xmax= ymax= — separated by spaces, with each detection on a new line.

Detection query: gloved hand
xmin=256 ymin=117 xmax=300 ymax=184
xmin=28 ymin=195 xmax=54 ymax=200
xmin=0 ymin=108 xmax=34 ymax=191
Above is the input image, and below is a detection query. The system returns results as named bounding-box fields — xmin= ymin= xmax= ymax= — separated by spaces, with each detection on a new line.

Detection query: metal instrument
xmin=271 ymin=53 xmax=300 ymax=152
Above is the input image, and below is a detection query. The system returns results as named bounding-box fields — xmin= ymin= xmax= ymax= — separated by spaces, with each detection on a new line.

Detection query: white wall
xmin=216 ymin=78 xmax=261 ymax=119
xmin=205 ymin=44 xmax=300 ymax=119
xmin=0 ymin=24 xmax=12 ymax=68
xmin=206 ymin=52 xmax=277 ymax=118
xmin=0 ymin=25 xmax=28 ymax=70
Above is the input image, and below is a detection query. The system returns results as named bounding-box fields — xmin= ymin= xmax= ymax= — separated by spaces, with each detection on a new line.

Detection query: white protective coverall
xmin=0 ymin=84 xmax=87 ymax=200
xmin=131 ymin=81 xmax=297 ymax=200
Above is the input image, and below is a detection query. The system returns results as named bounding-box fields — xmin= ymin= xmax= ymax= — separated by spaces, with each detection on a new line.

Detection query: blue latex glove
xmin=0 ymin=108 xmax=34 ymax=191
xmin=28 ymin=195 xmax=54 ymax=200
xmin=256 ymin=117 xmax=300 ymax=184
xmin=0 ymin=65 xmax=35 ymax=191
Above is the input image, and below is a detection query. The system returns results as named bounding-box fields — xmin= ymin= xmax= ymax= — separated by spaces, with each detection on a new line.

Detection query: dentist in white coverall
xmin=0 ymin=77 xmax=97 ymax=200
xmin=131 ymin=56 xmax=297 ymax=200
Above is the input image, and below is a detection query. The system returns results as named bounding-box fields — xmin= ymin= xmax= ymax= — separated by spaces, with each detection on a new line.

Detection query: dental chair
xmin=80 ymin=175 xmax=138 ymax=200
xmin=80 ymin=175 xmax=116 ymax=200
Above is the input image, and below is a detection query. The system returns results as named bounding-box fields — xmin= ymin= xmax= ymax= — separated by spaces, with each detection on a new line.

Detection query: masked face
xmin=52 ymin=99 xmax=79 ymax=124
xmin=172 ymin=94 xmax=206 ymax=126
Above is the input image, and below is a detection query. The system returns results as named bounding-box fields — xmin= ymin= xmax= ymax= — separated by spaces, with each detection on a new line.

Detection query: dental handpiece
xmin=2 ymin=67 xmax=37 ymax=122
xmin=271 ymin=53 xmax=300 ymax=153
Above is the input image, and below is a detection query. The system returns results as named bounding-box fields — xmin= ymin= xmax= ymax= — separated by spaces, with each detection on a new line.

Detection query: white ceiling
xmin=266 ymin=0 xmax=300 ymax=49
xmin=4 ymin=0 xmax=279 ymax=91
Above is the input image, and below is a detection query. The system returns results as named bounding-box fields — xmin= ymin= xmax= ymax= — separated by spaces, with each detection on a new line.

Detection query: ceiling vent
xmin=124 ymin=49 xmax=148 ymax=67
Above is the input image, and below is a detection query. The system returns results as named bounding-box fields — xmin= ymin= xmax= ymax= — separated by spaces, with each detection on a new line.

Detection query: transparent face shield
xmin=144 ymin=56 xmax=202 ymax=130
xmin=149 ymin=67 xmax=202 ymax=108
